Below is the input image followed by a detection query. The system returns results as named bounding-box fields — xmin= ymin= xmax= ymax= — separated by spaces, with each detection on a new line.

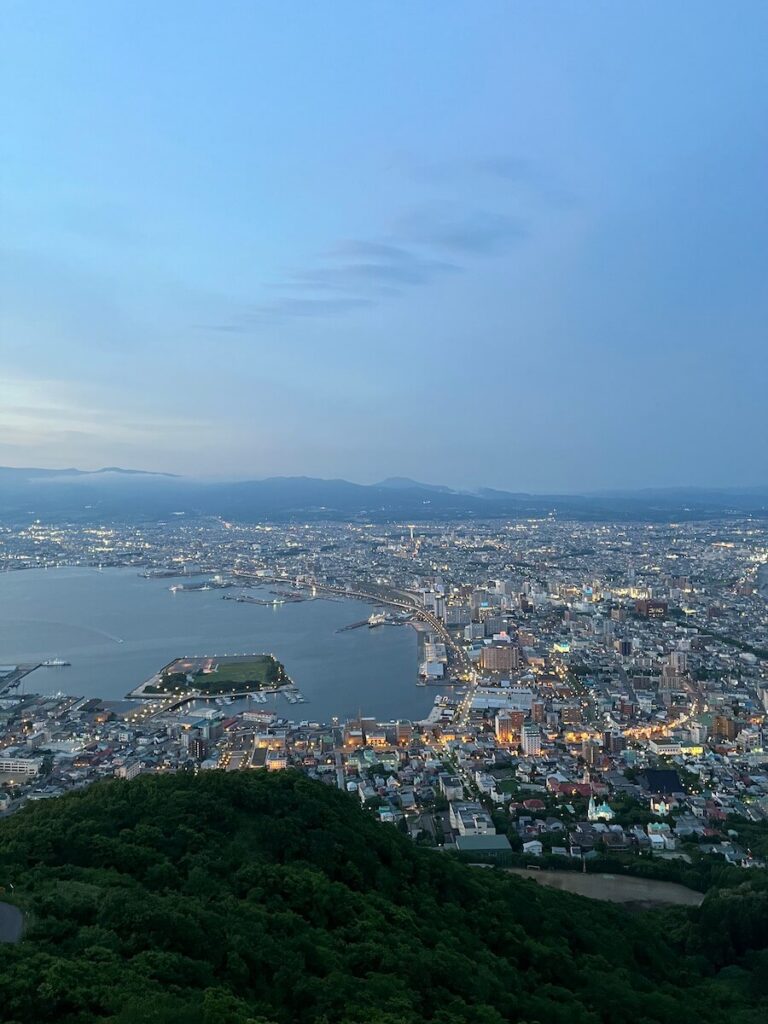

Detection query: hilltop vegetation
xmin=0 ymin=772 xmax=767 ymax=1024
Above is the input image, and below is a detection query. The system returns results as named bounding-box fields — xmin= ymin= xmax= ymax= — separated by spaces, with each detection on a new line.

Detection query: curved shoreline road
xmin=234 ymin=571 xmax=478 ymax=723
xmin=0 ymin=902 xmax=24 ymax=943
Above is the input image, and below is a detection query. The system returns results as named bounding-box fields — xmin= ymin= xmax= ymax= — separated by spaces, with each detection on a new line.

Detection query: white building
xmin=521 ymin=724 xmax=542 ymax=756
xmin=449 ymin=801 xmax=496 ymax=836
xmin=649 ymin=740 xmax=682 ymax=756
xmin=116 ymin=760 xmax=141 ymax=781
xmin=0 ymin=756 xmax=41 ymax=776
xmin=522 ymin=840 xmax=543 ymax=856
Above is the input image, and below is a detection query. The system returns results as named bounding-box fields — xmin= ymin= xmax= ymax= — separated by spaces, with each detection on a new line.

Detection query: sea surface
xmin=0 ymin=567 xmax=433 ymax=722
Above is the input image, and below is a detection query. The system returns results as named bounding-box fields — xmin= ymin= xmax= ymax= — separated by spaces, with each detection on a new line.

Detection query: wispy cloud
xmin=282 ymin=243 xmax=459 ymax=291
xmin=204 ymin=233 xmax=460 ymax=328
xmin=236 ymin=296 xmax=376 ymax=324
xmin=474 ymin=156 xmax=532 ymax=181
xmin=203 ymin=196 xmax=530 ymax=330
xmin=0 ymin=377 xmax=211 ymax=446
xmin=406 ymin=154 xmax=575 ymax=208
xmin=395 ymin=206 xmax=526 ymax=255
xmin=0 ymin=375 xmax=231 ymax=473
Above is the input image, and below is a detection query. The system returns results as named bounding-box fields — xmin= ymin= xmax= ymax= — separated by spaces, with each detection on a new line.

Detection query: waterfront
xmin=0 ymin=567 xmax=432 ymax=722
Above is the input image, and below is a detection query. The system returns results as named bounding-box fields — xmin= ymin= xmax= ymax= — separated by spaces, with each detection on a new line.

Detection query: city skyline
xmin=2 ymin=2 xmax=767 ymax=490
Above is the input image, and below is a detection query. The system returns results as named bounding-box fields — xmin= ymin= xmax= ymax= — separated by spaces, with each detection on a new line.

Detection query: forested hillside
xmin=0 ymin=771 xmax=766 ymax=1024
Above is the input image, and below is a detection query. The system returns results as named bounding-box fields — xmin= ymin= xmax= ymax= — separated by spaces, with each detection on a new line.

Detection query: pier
xmin=0 ymin=664 xmax=42 ymax=696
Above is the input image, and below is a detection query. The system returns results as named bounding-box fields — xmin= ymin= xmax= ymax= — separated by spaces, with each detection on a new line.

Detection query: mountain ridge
xmin=0 ymin=466 xmax=766 ymax=523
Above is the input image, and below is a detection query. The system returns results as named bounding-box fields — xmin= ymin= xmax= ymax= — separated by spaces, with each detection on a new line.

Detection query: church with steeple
xmin=587 ymin=794 xmax=615 ymax=822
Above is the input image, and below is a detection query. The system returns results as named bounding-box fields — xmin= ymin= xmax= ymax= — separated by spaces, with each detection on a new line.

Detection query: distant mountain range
xmin=0 ymin=465 xmax=766 ymax=523
xmin=0 ymin=466 xmax=178 ymax=482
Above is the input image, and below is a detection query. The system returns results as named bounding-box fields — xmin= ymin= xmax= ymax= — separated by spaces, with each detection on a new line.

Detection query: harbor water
xmin=0 ymin=567 xmax=433 ymax=722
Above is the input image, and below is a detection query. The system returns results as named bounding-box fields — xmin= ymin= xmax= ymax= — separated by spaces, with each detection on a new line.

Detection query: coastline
xmin=0 ymin=566 xmax=432 ymax=722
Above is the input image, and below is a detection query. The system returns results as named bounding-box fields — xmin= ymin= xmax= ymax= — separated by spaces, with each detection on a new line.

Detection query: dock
xmin=0 ymin=664 xmax=42 ymax=696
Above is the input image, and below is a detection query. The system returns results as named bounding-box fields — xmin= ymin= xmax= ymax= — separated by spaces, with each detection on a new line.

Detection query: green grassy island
xmin=147 ymin=654 xmax=288 ymax=696
xmin=1 ymin=771 xmax=768 ymax=1024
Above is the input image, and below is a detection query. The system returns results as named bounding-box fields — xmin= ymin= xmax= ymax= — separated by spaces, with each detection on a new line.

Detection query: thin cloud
xmin=475 ymin=156 xmax=532 ymax=180
xmin=404 ymin=154 xmax=576 ymax=208
xmin=207 ymin=237 xmax=460 ymax=328
xmin=241 ymin=296 xmax=376 ymax=321
xmin=201 ymin=202 xmax=524 ymax=330
xmin=0 ymin=377 xmax=211 ymax=449
xmin=476 ymin=157 xmax=576 ymax=207
xmin=328 ymin=240 xmax=416 ymax=260
xmin=396 ymin=206 xmax=527 ymax=254
xmin=285 ymin=255 xmax=459 ymax=291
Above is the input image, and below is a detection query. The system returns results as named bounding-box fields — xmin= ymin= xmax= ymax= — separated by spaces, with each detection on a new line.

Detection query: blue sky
xmin=1 ymin=1 xmax=766 ymax=490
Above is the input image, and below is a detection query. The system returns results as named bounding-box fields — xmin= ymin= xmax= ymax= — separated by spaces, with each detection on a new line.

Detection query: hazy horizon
xmin=1 ymin=461 xmax=766 ymax=498
xmin=2 ymin=2 xmax=767 ymax=491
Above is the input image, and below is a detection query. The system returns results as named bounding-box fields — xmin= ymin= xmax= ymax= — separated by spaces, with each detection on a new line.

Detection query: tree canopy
xmin=0 ymin=770 xmax=766 ymax=1024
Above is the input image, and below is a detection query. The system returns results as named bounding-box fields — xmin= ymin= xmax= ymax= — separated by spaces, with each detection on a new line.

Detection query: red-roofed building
xmin=553 ymin=782 xmax=593 ymax=799
xmin=522 ymin=799 xmax=546 ymax=812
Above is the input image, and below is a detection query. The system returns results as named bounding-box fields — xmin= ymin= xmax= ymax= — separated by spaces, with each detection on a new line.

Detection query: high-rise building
xmin=521 ymin=724 xmax=541 ymax=756
xmin=395 ymin=720 xmax=413 ymax=746
xmin=561 ymin=706 xmax=583 ymax=726
xmin=189 ymin=737 xmax=208 ymax=761
xmin=668 ymin=651 xmax=688 ymax=673
xmin=659 ymin=664 xmax=679 ymax=691
xmin=713 ymin=716 xmax=737 ymax=741
xmin=479 ymin=644 xmax=520 ymax=673
xmin=635 ymin=599 xmax=668 ymax=619
xmin=483 ymin=615 xmax=507 ymax=637
xmin=531 ymin=700 xmax=546 ymax=724
xmin=602 ymin=730 xmax=626 ymax=754
xmin=581 ymin=739 xmax=600 ymax=765
xmin=444 ymin=605 xmax=470 ymax=626
xmin=495 ymin=709 xmax=525 ymax=743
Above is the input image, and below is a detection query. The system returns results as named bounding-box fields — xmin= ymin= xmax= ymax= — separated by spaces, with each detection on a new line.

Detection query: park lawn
xmin=199 ymin=657 xmax=284 ymax=687
xmin=151 ymin=655 xmax=288 ymax=694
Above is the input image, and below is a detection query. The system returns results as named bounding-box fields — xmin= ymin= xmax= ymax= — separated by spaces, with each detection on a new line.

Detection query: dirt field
xmin=508 ymin=869 xmax=704 ymax=907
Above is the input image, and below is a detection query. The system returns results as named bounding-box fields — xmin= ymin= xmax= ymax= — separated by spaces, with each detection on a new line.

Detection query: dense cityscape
xmin=2 ymin=515 xmax=767 ymax=875
xmin=3 ymin=3 xmax=768 ymax=1021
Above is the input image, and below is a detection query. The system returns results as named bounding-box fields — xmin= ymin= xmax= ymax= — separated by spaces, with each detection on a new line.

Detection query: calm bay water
xmin=0 ymin=567 xmax=432 ymax=722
